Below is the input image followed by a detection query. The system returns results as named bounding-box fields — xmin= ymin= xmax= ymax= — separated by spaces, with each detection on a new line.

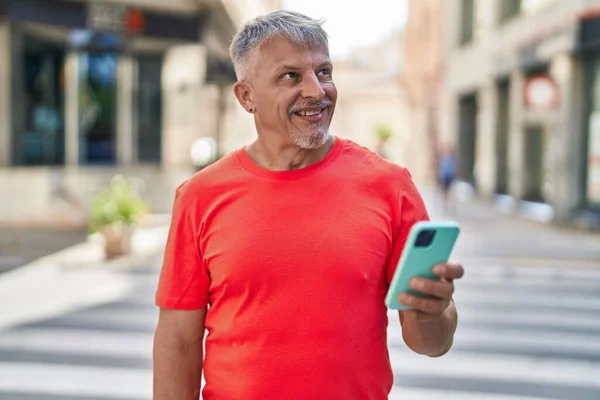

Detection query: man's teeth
xmin=297 ymin=110 xmax=321 ymax=116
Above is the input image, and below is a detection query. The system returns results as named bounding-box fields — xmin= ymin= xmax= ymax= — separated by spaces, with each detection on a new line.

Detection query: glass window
xmin=458 ymin=94 xmax=477 ymax=184
xmin=495 ymin=80 xmax=510 ymax=194
xmin=136 ymin=55 xmax=162 ymax=163
xmin=78 ymin=52 xmax=117 ymax=165
xmin=459 ymin=0 xmax=475 ymax=45
xmin=586 ymin=59 xmax=600 ymax=207
xmin=499 ymin=0 xmax=521 ymax=24
xmin=13 ymin=35 xmax=66 ymax=166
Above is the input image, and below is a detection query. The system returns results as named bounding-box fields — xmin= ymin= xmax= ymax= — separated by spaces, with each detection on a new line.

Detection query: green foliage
xmin=89 ymin=175 xmax=149 ymax=233
xmin=375 ymin=124 xmax=393 ymax=142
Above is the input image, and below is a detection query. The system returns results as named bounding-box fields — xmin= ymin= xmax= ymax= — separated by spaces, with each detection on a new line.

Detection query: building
xmin=329 ymin=30 xmax=411 ymax=166
xmin=441 ymin=0 xmax=600 ymax=229
xmin=0 ymin=0 xmax=279 ymax=225
xmin=401 ymin=0 xmax=446 ymax=184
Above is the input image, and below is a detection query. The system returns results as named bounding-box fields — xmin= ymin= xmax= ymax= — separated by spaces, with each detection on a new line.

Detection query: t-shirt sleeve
xmin=385 ymin=168 xmax=430 ymax=285
xmin=155 ymin=185 xmax=210 ymax=310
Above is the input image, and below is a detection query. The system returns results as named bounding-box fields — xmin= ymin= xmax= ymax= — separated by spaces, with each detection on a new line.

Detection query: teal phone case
xmin=385 ymin=221 xmax=460 ymax=310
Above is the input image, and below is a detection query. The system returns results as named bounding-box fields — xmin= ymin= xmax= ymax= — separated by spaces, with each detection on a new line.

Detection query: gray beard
xmin=289 ymin=127 xmax=332 ymax=150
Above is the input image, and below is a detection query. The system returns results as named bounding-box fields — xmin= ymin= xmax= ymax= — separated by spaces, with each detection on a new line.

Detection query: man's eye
xmin=318 ymin=69 xmax=331 ymax=76
xmin=283 ymin=72 xmax=299 ymax=79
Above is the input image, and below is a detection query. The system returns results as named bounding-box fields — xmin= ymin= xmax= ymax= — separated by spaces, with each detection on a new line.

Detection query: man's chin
xmin=290 ymin=130 xmax=332 ymax=150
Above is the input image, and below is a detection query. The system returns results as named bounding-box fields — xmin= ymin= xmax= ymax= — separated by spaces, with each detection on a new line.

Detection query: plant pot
xmin=101 ymin=224 xmax=133 ymax=259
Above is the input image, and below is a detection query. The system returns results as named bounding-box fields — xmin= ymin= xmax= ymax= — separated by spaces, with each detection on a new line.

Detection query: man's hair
xmin=229 ymin=10 xmax=329 ymax=80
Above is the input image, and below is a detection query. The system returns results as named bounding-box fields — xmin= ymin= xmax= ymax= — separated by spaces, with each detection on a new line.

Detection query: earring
xmin=249 ymin=108 xmax=255 ymax=113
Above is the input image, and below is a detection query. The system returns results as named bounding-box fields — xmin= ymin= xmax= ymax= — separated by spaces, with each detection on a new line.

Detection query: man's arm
xmin=154 ymin=308 xmax=207 ymax=399
xmin=397 ymin=263 xmax=463 ymax=357
xmin=399 ymin=300 xmax=457 ymax=357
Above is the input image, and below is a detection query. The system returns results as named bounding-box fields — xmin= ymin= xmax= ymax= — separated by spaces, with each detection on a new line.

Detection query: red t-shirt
xmin=156 ymin=137 xmax=429 ymax=400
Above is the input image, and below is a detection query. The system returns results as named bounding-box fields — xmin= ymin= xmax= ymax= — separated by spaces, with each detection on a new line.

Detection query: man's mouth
xmin=293 ymin=107 xmax=327 ymax=121
xmin=295 ymin=109 xmax=324 ymax=116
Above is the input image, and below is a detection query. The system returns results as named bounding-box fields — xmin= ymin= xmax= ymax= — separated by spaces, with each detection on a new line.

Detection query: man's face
xmin=247 ymin=36 xmax=337 ymax=149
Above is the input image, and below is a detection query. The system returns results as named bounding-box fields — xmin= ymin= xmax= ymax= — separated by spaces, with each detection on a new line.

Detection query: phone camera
xmin=415 ymin=230 xmax=436 ymax=248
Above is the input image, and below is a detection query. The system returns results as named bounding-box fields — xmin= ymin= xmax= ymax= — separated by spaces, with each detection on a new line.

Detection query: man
xmin=154 ymin=10 xmax=464 ymax=400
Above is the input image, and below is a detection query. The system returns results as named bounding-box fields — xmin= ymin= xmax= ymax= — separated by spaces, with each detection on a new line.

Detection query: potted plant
xmin=89 ymin=175 xmax=149 ymax=259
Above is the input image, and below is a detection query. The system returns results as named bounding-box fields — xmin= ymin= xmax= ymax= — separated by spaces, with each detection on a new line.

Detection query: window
xmin=459 ymin=0 xmax=475 ymax=46
xmin=13 ymin=34 xmax=66 ymax=166
xmin=78 ymin=52 xmax=117 ymax=165
xmin=495 ymin=80 xmax=510 ymax=194
xmin=458 ymin=94 xmax=478 ymax=184
xmin=136 ymin=56 xmax=162 ymax=163
xmin=499 ymin=0 xmax=521 ymax=24
xmin=584 ymin=58 xmax=600 ymax=207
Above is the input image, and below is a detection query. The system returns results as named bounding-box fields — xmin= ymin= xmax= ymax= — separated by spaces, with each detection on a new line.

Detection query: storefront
xmin=0 ymin=0 xmax=230 ymax=167
xmin=578 ymin=15 xmax=600 ymax=212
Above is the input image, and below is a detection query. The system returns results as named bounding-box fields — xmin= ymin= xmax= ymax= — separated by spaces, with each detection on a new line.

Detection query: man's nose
xmin=301 ymin=72 xmax=326 ymax=100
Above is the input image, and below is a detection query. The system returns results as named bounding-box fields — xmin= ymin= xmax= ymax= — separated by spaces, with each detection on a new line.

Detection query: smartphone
xmin=385 ymin=221 xmax=460 ymax=310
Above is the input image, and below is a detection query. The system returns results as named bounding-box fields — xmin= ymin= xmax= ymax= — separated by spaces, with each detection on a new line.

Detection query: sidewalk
xmin=0 ymin=218 xmax=170 ymax=331
xmin=420 ymin=184 xmax=600 ymax=267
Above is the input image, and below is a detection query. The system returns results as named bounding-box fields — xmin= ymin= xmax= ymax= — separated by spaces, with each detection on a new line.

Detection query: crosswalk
xmin=0 ymin=260 xmax=599 ymax=399
xmin=0 ymin=266 xmax=158 ymax=400
xmin=388 ymin=262 xmax=600 ymax=400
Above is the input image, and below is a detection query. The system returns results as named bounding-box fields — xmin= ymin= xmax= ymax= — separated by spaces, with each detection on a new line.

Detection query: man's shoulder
xmin=175 ymin=150 xmax=243 ymax=203
xmin=339 ymin=138 xmax=409 ymax=180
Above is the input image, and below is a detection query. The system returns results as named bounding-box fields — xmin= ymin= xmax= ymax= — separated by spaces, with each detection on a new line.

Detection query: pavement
xmin=0 ymin=187 xmax=598 ymax=399
xmin=0 ymin=227 xmax=88 ymax=275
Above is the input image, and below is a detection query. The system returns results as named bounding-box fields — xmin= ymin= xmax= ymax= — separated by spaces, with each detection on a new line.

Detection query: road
xmin=0 ymin=190 xmax=599 ymax=399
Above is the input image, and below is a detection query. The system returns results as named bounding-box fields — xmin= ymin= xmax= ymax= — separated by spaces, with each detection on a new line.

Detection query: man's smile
xmin=291 ymin=106 xmax=329 ymax=122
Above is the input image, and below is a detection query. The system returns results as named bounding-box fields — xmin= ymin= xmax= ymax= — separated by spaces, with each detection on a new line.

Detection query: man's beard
xmin=289 ymin=125 xmax=332 ymax=150
xmin=287 ymin=98 xmax=334 ymax=149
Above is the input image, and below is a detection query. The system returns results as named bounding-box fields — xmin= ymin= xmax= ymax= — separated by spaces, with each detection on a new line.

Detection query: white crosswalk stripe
xmin=0 ymin=329 xmax=154 ymax=358
xmin=0 ymin=261 xmax=599 ymax=399
xmin=0 ymin=363 xmax=152 ymax=399
xmin=388 ymin=263 xmax=600 ymax=400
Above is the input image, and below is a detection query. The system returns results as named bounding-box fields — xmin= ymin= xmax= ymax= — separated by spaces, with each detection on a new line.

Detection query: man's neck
xmin=245 ymin=135 xmax=335 ymax=171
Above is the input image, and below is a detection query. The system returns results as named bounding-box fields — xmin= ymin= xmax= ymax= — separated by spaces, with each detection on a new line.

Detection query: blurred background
xmin=0 ymin=0 xmax=599 ymax=399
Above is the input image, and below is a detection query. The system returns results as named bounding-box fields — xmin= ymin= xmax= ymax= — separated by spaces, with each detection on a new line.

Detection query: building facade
xmin=0 ymin=0 xmax=279 ymax=225
xmin=401 ymin=0 xmax=446 ymax=184
xmin=442 ymin=0 xmax=600 ymax=229
xmin=329 ymin=30 xmax=412 ymax=167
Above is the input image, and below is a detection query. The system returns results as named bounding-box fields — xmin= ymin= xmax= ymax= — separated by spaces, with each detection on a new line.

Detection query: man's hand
xmin=398 ymin=263 xmax=464 ymax=321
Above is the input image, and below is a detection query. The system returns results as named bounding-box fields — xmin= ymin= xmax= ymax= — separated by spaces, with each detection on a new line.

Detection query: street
xmin=0 ymin=191 xmax=599 ymax=399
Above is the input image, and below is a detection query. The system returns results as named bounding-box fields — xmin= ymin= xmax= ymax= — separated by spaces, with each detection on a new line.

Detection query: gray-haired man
xmin=153 ymin=10 xmax=464 ymax=400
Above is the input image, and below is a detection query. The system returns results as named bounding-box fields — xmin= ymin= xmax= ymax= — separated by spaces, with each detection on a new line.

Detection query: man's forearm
xmin=401 ymin=300 xmax=458 ymax=357
xmin=154 ymin=335 xmax=204 ymax=399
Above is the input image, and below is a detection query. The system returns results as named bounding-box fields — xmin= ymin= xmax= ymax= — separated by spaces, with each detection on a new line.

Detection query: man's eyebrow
xmin=275 ymin=60 xmax=332 ymax=71
xmin=276 ymin=64 xmax=301 ymax=71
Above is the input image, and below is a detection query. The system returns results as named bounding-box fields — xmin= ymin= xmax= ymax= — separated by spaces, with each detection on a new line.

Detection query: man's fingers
xmin=409 ymin=277 xmax=454 ymax=299
xmin=433 ymin=263 xmax=464 ymax=280
xmin=398 ymin=293 xmax=449 ymax=314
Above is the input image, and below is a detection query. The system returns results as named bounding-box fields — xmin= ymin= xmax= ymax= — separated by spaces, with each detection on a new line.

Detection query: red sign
xmin=125 ymin=8 xmax=145 ymax=34
xmin=523 ymin=74 xmax=561 ymax=111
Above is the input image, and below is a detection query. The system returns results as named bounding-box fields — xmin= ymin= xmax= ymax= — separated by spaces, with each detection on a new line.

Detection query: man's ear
xmin=233 ymin=81 xmax=255 ymax=114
